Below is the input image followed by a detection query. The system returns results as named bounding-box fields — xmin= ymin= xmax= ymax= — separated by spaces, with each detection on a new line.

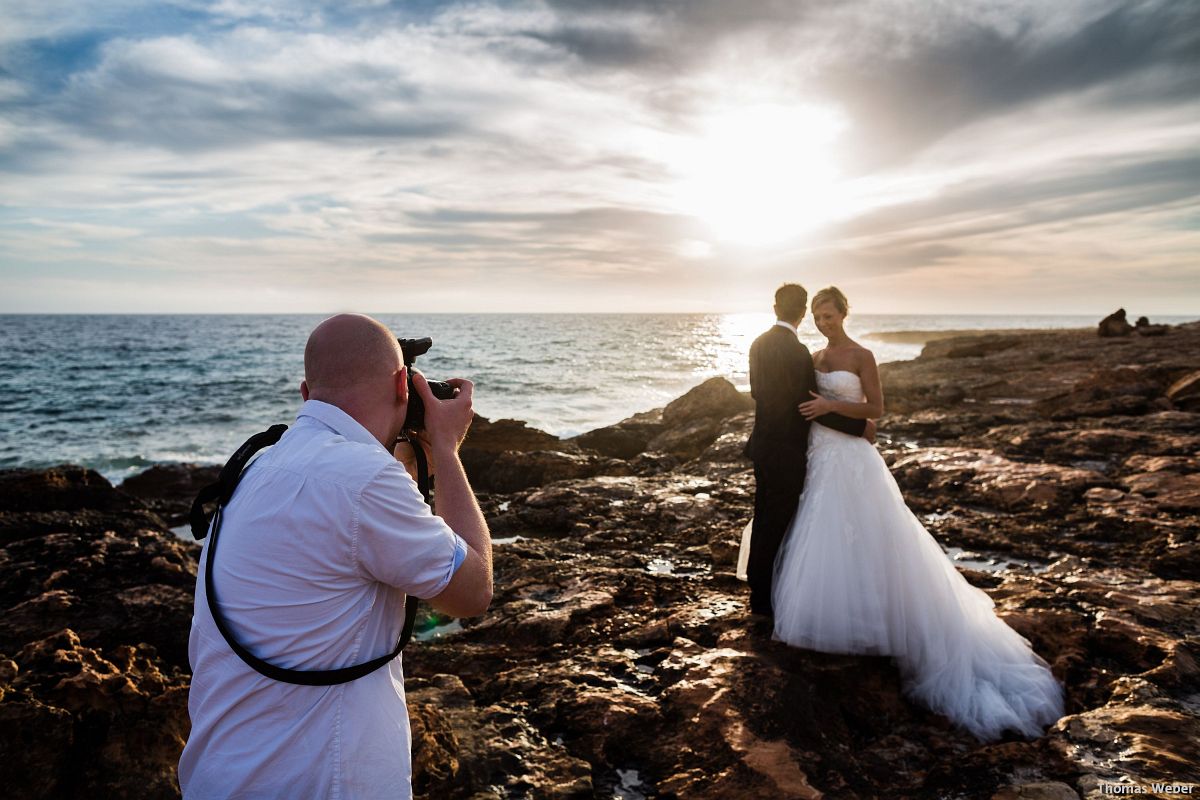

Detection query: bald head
xmin=304 ymin=314 xmax=403 ymax=399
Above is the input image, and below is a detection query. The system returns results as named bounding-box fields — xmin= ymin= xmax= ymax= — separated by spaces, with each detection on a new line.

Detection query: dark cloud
xmin=834 ymin=154 xmax=1200 ymax=244
xmin=47 ymin=54 xmax=460 ymax=151
xmin=518 ymin=25 xmax=659 ymax=68
xmin=819 ymin=2 xmax=1200 ymax=170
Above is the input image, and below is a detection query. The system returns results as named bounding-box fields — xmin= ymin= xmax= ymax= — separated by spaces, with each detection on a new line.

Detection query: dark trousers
xmin=747 ymin=455 xmax=807 ymax=615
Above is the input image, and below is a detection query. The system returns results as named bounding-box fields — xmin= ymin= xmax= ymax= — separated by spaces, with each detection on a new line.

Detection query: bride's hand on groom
xmin=799 ymin=391 xmax=834 ymax=420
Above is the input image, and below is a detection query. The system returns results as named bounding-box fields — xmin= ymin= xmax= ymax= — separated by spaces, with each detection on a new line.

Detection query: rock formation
xmin=1097 ymin=308 xmax=1135 ymax=337
xmin=3 ymin=321 xmax=1199 ymax=798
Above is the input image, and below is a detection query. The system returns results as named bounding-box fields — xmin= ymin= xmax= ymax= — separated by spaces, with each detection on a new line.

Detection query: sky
xmin=0 ymin=0 xmax=1197 ymax=314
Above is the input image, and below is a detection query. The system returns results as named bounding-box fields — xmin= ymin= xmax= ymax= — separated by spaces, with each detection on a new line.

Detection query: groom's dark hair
xmin=774 ymin=283 xmax=808 ymax=321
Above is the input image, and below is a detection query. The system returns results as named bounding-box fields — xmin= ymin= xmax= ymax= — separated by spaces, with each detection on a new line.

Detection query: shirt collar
xmin=774 ymin=319 xmax=798 ymax=335
xmin=296 ymin=399 xmax=388 ymax=453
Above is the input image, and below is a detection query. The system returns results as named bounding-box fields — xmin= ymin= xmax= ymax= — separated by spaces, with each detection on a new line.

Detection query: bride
xmin=740 ymin=287 xmax=1064 ymax=741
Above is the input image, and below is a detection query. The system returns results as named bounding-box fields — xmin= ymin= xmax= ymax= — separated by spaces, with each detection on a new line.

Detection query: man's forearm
xmin=815 ymin=411 xmax=867 ymax=436
xmin=432 ymin=446 xmax=491 ymax=571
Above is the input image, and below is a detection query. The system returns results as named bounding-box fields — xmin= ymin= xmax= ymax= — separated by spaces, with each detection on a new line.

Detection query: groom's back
xmin=746 ymin=326 xmax=811 ymax=462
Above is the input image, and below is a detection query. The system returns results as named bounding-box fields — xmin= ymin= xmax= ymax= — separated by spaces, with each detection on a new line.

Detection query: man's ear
xmin=300 ymin=380 xmax=310 ymax=401
xmin=396 ymin=366 xmax=409 ymax=404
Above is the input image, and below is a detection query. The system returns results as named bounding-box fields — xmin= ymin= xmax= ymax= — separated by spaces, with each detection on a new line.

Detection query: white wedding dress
xmin=765 ymin=370 xmax=1064 ymax=741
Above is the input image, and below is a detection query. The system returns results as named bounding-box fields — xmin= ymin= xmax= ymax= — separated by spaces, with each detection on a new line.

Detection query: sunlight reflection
xmin=713 ymin=312 xmax=773 ymax=389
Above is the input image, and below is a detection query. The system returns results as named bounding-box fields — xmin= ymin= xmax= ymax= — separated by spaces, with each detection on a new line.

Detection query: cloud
xmin=0 ymin=0 xmax=1196 ymax=313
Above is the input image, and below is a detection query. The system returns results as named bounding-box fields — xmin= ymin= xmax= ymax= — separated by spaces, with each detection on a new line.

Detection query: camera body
xmin=397 ymin=337 xmax=456 ymax=431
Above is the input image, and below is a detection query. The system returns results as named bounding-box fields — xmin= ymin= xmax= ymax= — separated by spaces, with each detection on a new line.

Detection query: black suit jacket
xmin=744 ymin=325 xmax=867 ymax=463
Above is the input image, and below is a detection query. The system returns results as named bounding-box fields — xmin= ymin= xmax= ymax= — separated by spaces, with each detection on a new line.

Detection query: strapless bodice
xmin=816 ymin=370 xmax=864 ymax=403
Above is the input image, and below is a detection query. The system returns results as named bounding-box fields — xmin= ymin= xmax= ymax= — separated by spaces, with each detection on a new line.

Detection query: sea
xmin=2 ymin=313 xmax=1195 ymax=484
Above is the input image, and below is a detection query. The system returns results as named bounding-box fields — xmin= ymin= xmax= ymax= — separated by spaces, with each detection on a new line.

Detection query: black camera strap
xmin=189 ymin=425 xmax=424 ymax=686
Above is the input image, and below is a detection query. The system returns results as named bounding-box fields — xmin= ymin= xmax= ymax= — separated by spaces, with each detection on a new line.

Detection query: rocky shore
xmin=2 ymin=320 xmax=1198 ymax=799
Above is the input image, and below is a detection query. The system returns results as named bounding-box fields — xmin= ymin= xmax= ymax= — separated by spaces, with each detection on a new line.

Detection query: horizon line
xmin=2 ymin=311 xmax=1198 ymax=318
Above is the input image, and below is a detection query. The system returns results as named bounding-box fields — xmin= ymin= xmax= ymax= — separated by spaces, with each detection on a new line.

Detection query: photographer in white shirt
xmin=179 ymin=313 xmax=491 ymax=799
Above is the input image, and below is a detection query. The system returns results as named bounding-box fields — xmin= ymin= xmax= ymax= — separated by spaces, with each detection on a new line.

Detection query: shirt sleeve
xmin=355 ymin=460 xmax=468 ymax=598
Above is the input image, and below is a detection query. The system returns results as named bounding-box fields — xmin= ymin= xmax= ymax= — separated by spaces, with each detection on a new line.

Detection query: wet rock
xmin=922 ymin=335 xmax=1024 ymax=359
xmin=635 ymin=378 xmax=753 ymax=460
xmin=482 ymin=450 xmax=629 ymax=493
xmin=0 ymin=469 xmax=197 ymax=798
xmin=1035 ymin=366 xmax=1173 ymax=421
xmin=1120 ymin=471 xmax=1200 ymax=512
xmin=570 ymin=409 xmax=665 ymax=459
xmin=0 ymin=629 xmax=190 ymax=799
xmin=707 ymin=526 xmax=742 ymax=568
xmin=1134 ymin=316 xmax=1169 ymax=337
xmin=459 ymin=415 xmax=569 ymax=486
xmin=118 ymin=463 xmax=220 ymax=526
xmin=937 ymin=384 xmax=968 ymax=404
xmin=408 ymin=674 xmax=594 ymax=799
xmin=892 ymin=448 xmax=1108 ymax=511
xmin=1055 ymin=702 xmax=1200 ymax=791
xmin=646 ymin=415 xmax=726 ymax=459
xmin=1166 ymin=370 xmax=1200 ymax=412
xmin=661 ymin=377 xmax=752 ymax=427
xmin=1097 ymin=308 xmax=1134 ymax=337
xmin=0 ymin=466 xmax=143 ymax=516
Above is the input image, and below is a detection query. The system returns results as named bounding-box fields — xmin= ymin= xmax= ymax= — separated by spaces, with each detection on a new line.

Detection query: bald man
xmin=180 ymin=313 xmax=491 ymax=800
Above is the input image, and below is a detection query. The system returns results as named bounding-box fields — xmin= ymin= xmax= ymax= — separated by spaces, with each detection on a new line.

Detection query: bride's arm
xmin=799 ymin=352 xmax=885 ymax=421
xmin=798 ymin=346 xmax=866 ymax=436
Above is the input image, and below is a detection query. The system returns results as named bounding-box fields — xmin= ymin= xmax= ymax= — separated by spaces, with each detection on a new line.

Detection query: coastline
xmin=7 ymin=313 xmax=1197 ymax=484
xmin=2 ymin=320 xmax=1199 ymax=798
xmin=865 ymin=326 xmax=1089 ymax=346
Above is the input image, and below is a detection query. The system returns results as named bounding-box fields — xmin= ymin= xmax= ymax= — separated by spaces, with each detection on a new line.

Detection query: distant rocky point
xmin=1098 ymin=307 xmax=1171 ymax=338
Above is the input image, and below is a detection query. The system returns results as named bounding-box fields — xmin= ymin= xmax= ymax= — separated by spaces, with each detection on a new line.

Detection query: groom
xmin=744 ymin=284 xmax=874 ymax=616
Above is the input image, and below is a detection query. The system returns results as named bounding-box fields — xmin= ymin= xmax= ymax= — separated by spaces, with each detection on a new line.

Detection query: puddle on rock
xmin=414 ymin=618 xmax=463 ymax=642
xmin=493 ymin=535 xmax=527 ymax=545
xmin=611 ymin=768 xmax=647 ymax=800
xmin=943 ymin=546 xmax=1048 ymax=574
xmin=646 ymin=558 xmax=674 ymax=575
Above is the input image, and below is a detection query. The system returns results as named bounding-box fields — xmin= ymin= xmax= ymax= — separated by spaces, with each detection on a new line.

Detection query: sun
xmin=672 ymin=104 xmax=849 ymax=246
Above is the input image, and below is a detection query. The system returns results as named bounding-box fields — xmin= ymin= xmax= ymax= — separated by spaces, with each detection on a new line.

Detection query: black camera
xmin=398 ymin=337 xmax=456 ymax=431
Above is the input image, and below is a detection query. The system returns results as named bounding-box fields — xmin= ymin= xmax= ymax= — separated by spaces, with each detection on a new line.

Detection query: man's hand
xmin=412 ymin=372 xmax=474 ymax=455
xmin=799 ymin=391 xmax=834 ymax=421
xmin=393 ymin=431 xmax=434 ymax=480
xmin=864 ymin=419 xmax=877 ymax=445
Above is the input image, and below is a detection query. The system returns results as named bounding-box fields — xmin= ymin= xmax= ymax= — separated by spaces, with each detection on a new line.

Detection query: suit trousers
xmin=748 ymin=454 xmax=807 ymax=615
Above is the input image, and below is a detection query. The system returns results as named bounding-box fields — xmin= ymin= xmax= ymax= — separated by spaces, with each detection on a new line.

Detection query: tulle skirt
xmin=769 ymin=425 xmax=1064 ymax=741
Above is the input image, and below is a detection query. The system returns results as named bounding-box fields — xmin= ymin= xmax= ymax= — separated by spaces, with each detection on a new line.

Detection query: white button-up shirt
xmin=774 ymin=319 xmax=799 ymax=335
xmin=179 ymin=400 xmax=467 ymax=799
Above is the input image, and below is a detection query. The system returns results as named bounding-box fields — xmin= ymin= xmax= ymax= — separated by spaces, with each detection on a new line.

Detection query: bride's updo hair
xmin=812 ymin=286 xmax=849 ymax=316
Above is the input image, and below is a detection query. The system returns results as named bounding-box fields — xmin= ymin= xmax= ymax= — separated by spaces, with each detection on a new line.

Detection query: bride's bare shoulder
xmin=847 ymin=342 xmax=878 ymax=370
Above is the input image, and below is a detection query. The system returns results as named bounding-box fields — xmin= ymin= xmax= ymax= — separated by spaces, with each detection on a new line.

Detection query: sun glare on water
xmin=673 ymin=104 xmax=849 ymax=246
